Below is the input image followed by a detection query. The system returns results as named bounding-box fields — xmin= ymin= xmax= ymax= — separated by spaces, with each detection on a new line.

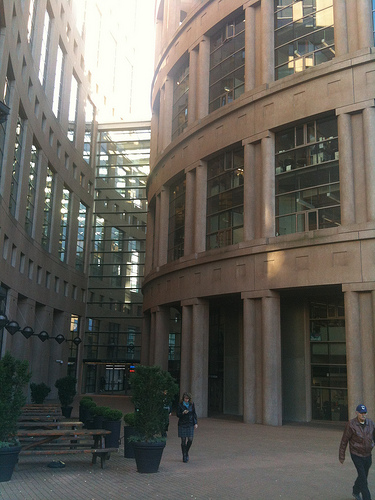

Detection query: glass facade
xmin=38 ymin=10 xmax=51 ymax=87
xmin=25 ymin=144 xmax=39 ymax=236
xmin=274 ymin=0 xmax=335 ymax=80
xmin=209 ymin=12 xmax=245 ymax=113
xmin=82 ymin=125 xmax=150 ymax=394
xmin=275 ymin=115 xmax=340 ymax=235
xmin=76 ymin=202 xmax=87 ymax=271
xmin=168 ymin=176 xmax=185 ymax=262
xmin=206 ymin=147 xmax=244 ymax=250
xmin=27 ymin=0 xmax=38 ymax=48
xmin=52 ymin=45 xmax=64 ymax=118
xmin=310 ymin=299 xmax=347 ymax=421
xmin=58 ymin=188 xmax=71 ymax=262
xmin=172 ymin=58 xmax=189 ymax=140
xmin=84 ymin=100 xmax=94 ymax=164
xmin=9 ymin=115 xmax=25 ymax=217
xmin=41 ymin=166 xmax=54 ymax=251
xmin=0 ymin=77 xmax=11 ymax=180
xmin=68 ymin=75 xmax=79 ymax=142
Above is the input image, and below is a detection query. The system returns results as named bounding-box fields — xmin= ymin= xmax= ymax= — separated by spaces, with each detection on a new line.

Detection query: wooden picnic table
xmin=17 ymin=428 xmax=117 ymax=469
xmin=17 ymin=421 xmax=83 ymax=429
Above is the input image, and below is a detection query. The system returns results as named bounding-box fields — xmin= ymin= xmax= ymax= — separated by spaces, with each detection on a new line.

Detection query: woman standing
xmin=177 ymin=392 xmax=198 ymax=463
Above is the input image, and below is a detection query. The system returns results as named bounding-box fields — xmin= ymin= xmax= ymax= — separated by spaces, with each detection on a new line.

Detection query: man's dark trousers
xmin=351 ymin=453 xmax=372 ymax=500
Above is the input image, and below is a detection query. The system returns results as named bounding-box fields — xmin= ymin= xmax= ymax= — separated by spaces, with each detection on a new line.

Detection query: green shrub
xmin=55 ymin=376 xmax=77 ymax=407
xmin=123 ymin=412 xmax=136 ymax=426
xmin=103 ymin=408 xmax=123 ymax=421
xmin=30 ymin=382 xmax=51 ymax=404
xmin=79 ymin=398 xmax=97 ymax=410
xmin=91 ymin=405 xmax=109 ymax=417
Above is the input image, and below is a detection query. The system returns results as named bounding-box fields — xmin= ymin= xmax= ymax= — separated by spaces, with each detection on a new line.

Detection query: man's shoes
xmin=352 ymin=493 xmax=361 ymax=500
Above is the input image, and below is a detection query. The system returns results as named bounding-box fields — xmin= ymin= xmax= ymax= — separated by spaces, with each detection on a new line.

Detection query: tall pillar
xmin=149 ymin=309 xmax=157 ymax=365
xmin=344 ymin=291 xmax=363 ymax=411
xmin=162 ymin=77 xmax=173 ymax=150
xmin=243 ymin=142 xmax=256 ymax=241
xmin=33 ymin=305 xmax=53 ymax=382
xmin=242 ymin=296 xmax=256 ymax=423
xmin=190 ymin=299 xmax=209 ymax=417
xmin=153 ymin=306 xmax=169 ymax=371
xmin=140 ymin=312 xmax=151 ymax=365
xmin=180 ymin=303 xmax=192 ymax=395
xmin=184 ymin=168 xmax=195 ymax=256
xmin=332 ymin=0 xmax=348 ymax=56
xmin=356 ymin=0 xmax=373 ymax=49
xmin=363 ymin=107 xmax=375 ymax=221
xmin=197 ymin=36 xmax=210 ymax=119
xmin=337 ymin=112 xmax=355 ymax=224
xmin=244 ymin=2 xmax=256 ymax=91
xmin=158 ymin=185 xmax=169 ymax=267
xmin=261 ymin=0 xmax=274 ymax=85
xmin=261 ymin=133 xmax=275 ymax=238
xmin=194 ymin=161 xmax=207 ymax=254
xmin=359 ymin=293 xmax=375 ymax=413
xmin=188 ymin=48 xmax=198 ymax=124
xmin=49 ymin=311 xmax=70 ymax=400
xmin=262 ymin=293 xmax=282 ymax=426
xmin=144 ymin=204 xmax=155 ymax=275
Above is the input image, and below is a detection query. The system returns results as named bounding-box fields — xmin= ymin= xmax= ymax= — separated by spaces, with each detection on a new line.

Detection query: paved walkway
xmin=1 ymin=398 xmax=373 ymax=500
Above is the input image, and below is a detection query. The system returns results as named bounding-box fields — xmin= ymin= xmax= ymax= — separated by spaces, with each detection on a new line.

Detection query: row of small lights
xmin=0 ymin=314 xmax=82 ymax=346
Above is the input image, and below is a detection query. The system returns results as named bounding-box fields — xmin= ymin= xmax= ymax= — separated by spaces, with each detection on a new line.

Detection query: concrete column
xmin=337 ymin=113 xmax=355 ymax=224
xmin=244 ymin=2 xmax=256 ymax=91
xmin=180 ymin=303 xmax=192 ymax=395
xmin=140 ymin=312 xmax=151 ymax=365
xmin=261 ymin=134 xmax=275 ymax=238
xmin=195 ymin=161 xmax=208 ymax=253
xmin=243 ymin=142 xmax=256 ymax=241
xmin=344 ymin=291 xmax=363 ymax=412
xmin=144 ymin=203 xmax=155 ymax=275
xmin=158 ymin=185 xmax=170 ymax=267
xmin=153 ymin=306 xmax=170 ymax=371
xmin=261 ymin=0 xmax=274 ymax=85
xmin=2 ymin=289 xmax=18 ymax=355
xmin=243 ymin=297 xmax=256 ymax=423
xmin=149 ymin=310 xmax=157 ymax=365
xmin=356 ymin=0 xmax=373 ymax=49
xmin=190 ymin=299 xmax=209 ymax=417
xmin=184 ymin=169 xmax=195 ymax=256
xmin=262 ymin=293 xmax=282 ymax=426
xmin=363 ymin=107 xmax=375 ymax=221
xmin=159 ymin=86 xmax=166 ymax=152
xmin=163 ymin=77 xmax=173 ymax=150
xmin=332 ymin=0 xmax=348 ymax=56
xmin=197 ymin=36 xmax=210 ymax=119
xmin=154 ymin=193 xmax=161 ymax=266
xmin=14 ymin=298 xmax=36 ymax=363
xmin=32 ymin=305 xmax=53 ymax=382
xmin=48 ymin=311 xmax=70 ymax=400
xmin=188 ymin=48 xmax=198 ymax=124
xmin=359 ymin=293 xmax=375 ymax=415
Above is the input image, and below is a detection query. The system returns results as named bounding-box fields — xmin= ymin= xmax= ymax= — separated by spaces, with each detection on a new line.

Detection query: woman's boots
xmin=181 ymin=443 xmax=188 ymax=462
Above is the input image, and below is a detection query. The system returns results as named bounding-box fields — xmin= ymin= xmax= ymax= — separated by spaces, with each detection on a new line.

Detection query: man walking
xmin=339 ymin=404 xmax=375 ymax=500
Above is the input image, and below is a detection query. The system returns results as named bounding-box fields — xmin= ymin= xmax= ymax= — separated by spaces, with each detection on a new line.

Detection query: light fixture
xmin=21 ymin=326 xmax=34 ymax=339
xmin=0 ymin=314 xmax=8 ymax=328
xmin=73 ymin=337 xmax=82 ymax=346
xmin=6 ymin=321 xmax=20 ymax=335
xmin=38 ymin=330 xmax=49 ymax=342
xmin=55 ymin=334 xmax=65 ymax=345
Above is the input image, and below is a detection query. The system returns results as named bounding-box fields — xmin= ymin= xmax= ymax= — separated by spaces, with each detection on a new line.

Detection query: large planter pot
xmin=0 ymin=445 xmax=21 ymax=482
xmin=103 ymin=420 xmax=121 ymax=448
xmin=93 ymin=415 xmax=104 ymax=429
xmin=61 ymin=406 xmax=73 ymax=418
xmin=123 ymin=425 xmax=139 ymax=458
xmin=133 ymin=441 xmax=166 ymax=473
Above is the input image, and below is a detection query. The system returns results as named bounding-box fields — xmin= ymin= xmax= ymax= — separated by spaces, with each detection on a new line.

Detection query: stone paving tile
xmin=1 ymin=417 xmax=373 ymax=500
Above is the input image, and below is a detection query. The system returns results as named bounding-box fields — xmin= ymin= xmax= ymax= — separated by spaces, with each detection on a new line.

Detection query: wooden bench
xmin=19 ymin=404 xmax=63 ymax=422
xmin=17 ymin=428 xmax=118 ymax=469
xmin=18 ymin=421 xmax=83 ymax=430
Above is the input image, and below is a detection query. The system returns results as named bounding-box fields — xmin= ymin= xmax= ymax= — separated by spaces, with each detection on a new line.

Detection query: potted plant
xmin=130 ymin=365 xmax=179 ymax=473
xmin=54 ymin=376 xmax=77 ymax=418
xmin=79 ymin=396 xmax=95 ymax=424
xmin=0 ymin=352 xmax=31 ymax=482
xmin=102 ymin=408 xmax=123 ymax=448
xmin=123 ymin=412 xmax=139 ymax=458
xmin=30 ymin=382 xmax=51 ymax=404
xmin=91 ymin=405 xmax=109 ymax=429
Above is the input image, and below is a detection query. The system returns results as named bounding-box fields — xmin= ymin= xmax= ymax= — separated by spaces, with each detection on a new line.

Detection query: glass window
xmin=310 ymin=299 xmax=347 ymax=421
xmin=59 ymin=188 xmax=71 ymax=262
xmin=206 ymin=147 xmax=244 ymax=249
xmin=38 ymin=11 xmax=51 ymax=86
xmin=274 ymin=0 xmax=335 ymax=80
xmin=52 ymin=45 xmax=64 ymax=118
xmin=168 ymin=176 xmax=186 ymax=262
xmin=42 ymin=166 xmax=54 ymax=251
xmin=209 ymin=12 xmax=245 ymax=113
xmin=275 ymin=115 xmax=340 ymax=235
xmin=172 ymin=58 xmax=189 ymax=141
xmin=27 ymin=0 xmax=38 ymax=48
xmin=9 ymin=115 xmax=25 ymax=217
xmin=25 ymin=143 xmax=39 ymax=236
xmin=84 ymin=100 xmax=94 ymax=163
xmin=76 ymin=202 xmax=87 ymax=271
xmin=68 ymin=75 xmax=79 ymax=142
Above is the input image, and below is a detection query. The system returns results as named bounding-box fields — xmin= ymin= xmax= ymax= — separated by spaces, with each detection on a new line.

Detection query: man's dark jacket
xmin=339 ymin=417 xmax=375 ymax=461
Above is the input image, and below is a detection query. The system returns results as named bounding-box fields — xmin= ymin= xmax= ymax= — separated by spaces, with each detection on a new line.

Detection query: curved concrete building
xmin=143 ymin=0 xmax=375 ymax=424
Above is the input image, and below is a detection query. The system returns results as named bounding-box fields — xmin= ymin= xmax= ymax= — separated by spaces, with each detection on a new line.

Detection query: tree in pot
xmin=102 ymin=408 xmax=123 ymax=448
xmin=79 ymin=397 xmax=96 ymax=426
xmin=123 ymin=412 xmax=139 ymax=458
xmin=130 ymin=365 xmax=179 ymax=473
xmin=91 ymin=405 xmax=109 ymax=429
xmin=30 ymin=382 xmax=51 ymax=404
xmin=54 ymin=376 xmax=77 ymax=418
xmin=0 ymin=352 xmax=31 ymax=482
